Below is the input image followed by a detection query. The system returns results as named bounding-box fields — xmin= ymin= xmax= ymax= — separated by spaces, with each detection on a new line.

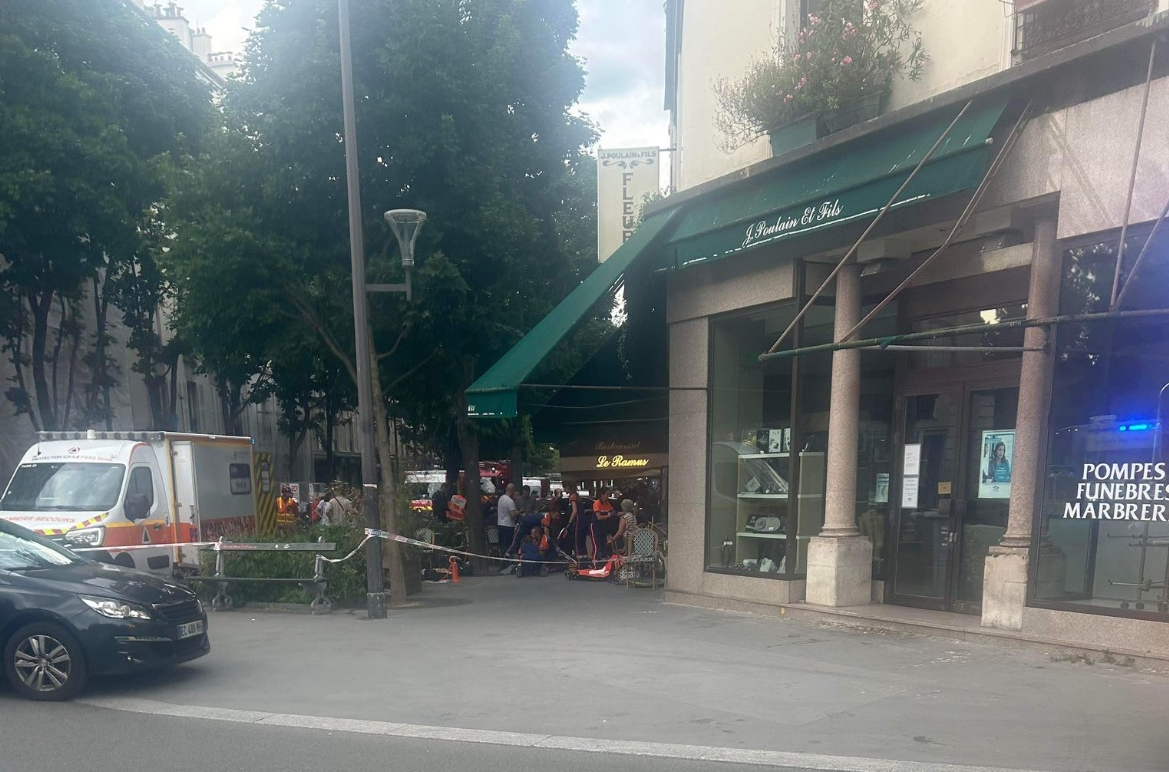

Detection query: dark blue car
xmin=0 ymin=518 xmax=209 ymax=700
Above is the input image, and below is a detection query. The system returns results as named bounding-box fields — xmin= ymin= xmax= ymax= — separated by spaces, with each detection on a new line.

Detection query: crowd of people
xmin=493 ymin=482 xmax=657 ymax=576
xmin=275 ymin=487 xmax=353 ymax=531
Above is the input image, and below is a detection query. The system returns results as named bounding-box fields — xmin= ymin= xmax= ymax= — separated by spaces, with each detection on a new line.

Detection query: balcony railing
xmin=1014 ymin=0 xmax=1155 ymax=62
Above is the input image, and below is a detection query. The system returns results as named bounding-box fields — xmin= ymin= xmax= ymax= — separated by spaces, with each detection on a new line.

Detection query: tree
xmin=169 ymin=0 xmax=600 ymax=597
xmin=0 ymin=0 xmax=213 ymax=430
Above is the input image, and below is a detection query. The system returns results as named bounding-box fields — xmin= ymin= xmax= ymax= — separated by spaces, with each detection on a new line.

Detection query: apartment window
xmin=1014 ymin=0 xmax=1154 ymax=62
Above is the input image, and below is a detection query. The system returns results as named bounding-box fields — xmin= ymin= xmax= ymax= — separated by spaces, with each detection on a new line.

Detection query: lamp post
xmin=338 ymin=0 xmax=427 ymax=618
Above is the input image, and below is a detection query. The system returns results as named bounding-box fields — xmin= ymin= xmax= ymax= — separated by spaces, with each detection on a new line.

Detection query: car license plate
xmin=177 ymin=620 xmax=204 ymax=640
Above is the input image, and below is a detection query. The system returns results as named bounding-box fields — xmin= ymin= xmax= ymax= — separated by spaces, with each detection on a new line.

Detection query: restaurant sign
xmin=597 ymin=455 xmax=651 ymax=470
xmin=1063 ymin=463 xmax=1169 ymax=521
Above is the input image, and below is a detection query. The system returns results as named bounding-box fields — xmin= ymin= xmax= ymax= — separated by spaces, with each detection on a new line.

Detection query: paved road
xmin=2 ymin=575 xmax=1166 ymax=772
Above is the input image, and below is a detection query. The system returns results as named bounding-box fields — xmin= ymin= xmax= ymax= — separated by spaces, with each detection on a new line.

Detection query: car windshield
xmin=0 ymin=519 xmax=83 ymax=570
xmin=0 ymin=463 xmax=126 ymax=512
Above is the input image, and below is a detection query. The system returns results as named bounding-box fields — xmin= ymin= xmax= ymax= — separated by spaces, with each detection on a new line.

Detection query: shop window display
xmin=1035 ymin=235 xmax=1169 ymax=618
xmin=707 ymin=304 xmax=827 ymax=578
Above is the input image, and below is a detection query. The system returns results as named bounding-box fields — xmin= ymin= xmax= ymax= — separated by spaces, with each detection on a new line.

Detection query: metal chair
xmin=485 ymin=525 xmax=501 ymax=558
xmin=624 ymin=526 xmax=664 ymax=589
xmin=414 ymin=528 xmax=438 ymax=572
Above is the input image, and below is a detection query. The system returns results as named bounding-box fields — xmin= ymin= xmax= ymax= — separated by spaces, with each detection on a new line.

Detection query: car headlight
xmin=65 ymin=526 xmax=105 ymax=547
xmin=80 ymin=595 xmax=152 ymax=620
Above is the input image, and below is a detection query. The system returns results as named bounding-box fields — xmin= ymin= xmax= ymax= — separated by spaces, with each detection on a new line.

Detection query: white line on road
xmin=78 ymin=696 xmax=1054 ymax=772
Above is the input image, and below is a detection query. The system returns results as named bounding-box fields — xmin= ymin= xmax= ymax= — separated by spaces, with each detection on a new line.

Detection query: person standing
xmin=496 ymin=483 xmax=517 ymax=573
xmin=592 ymin=486 xmax=618 ymax=560
xmin=431 ymin=481 xmax=452 ymax=523
xmin=276 ymin=487 xmax=298 ymax=532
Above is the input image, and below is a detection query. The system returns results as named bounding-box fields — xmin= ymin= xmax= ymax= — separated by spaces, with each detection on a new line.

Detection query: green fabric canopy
xmin=666 ymin=97 xmax=1009 ymax=268
xmin=467 ymin=98 xmax=1011 ymax=420
xmin=465 ymin=208 xmax=679 ymax=418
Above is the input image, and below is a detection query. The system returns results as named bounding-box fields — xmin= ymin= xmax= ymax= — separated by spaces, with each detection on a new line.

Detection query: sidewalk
xmin=89 ymin=574 xmax=1167 ymax=772
xmin=666 ymin=589 xmax=1169 ymax=668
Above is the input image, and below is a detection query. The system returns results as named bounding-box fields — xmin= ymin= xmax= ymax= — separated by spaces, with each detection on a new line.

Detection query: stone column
xmin=806 ymin=261 xmax=873 ymax=607
xmin=982 ymin=218 xmax=1059 ymax=631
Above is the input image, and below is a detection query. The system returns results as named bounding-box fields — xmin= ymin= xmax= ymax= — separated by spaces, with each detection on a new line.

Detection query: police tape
xmin=364 ymin=528 xmax=578 ymax=566
xmin=66 ymin=532 xmax=578 ymax=567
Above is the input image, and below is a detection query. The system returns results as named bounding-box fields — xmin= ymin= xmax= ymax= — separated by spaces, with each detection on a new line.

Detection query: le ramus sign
xmin=596 ymin=454 xmax=651 ymax=470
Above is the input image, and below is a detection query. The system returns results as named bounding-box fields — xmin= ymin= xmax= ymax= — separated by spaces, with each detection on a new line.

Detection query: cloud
xmin=178 ymin=0 xmax=669 ymax=147
xmin=572 ymin=0 xmax=670 ymax=149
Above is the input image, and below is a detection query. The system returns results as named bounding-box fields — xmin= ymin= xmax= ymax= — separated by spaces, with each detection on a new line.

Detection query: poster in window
xmin=873 ymin=472 xmax=890 ymax=504
xmin=978 ymin=430 xmax=1014 ymax=499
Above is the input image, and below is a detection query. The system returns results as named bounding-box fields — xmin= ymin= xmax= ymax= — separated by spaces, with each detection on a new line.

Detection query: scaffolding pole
xmin=757 ymin=308 xmax=1169 ymax=362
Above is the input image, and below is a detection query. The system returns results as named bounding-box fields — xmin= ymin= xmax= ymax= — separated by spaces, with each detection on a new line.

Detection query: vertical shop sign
xmin=597 ymin=147 xmax=660 ymax=262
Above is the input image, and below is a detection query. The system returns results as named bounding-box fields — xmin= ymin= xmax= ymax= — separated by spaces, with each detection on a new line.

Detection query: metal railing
xmin=1014 ymin=0 xmax=1155 ymax=62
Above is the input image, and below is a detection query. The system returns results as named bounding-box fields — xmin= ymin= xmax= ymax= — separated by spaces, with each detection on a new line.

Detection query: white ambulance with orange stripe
xmin=0 ymin=431 xmax=257 ymax=575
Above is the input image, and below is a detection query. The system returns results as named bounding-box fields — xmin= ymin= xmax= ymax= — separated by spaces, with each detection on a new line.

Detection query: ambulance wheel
xmin=112 ymin=553 xmax=135 ymax=570
xmin=4 ymin=622 xmax=87 ymax=701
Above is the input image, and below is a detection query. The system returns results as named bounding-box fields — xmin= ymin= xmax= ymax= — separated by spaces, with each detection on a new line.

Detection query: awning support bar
xmin=866 ymin=345 xmax=1045 ymax=353
xmin=1113 ymin=190 xmax=1169 ymax=309
xmin=763 ymin=100 xmax=974 ymax=356
xmin=843 ymin=99 xmax=1032 ymax=342
xmin=758 ymin=308 xmax=1169 ymax=362
xmin=1110 ymin=38 xmax=1158 ymax=309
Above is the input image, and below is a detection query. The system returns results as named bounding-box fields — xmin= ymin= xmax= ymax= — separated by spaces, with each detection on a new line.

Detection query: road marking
xmin=79 ymin=696 xmax=1053 ymax=772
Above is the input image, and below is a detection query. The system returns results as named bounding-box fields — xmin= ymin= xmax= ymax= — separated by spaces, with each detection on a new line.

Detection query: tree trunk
xmin=323 ymin=403 xmax=336 ymax=482
xmin=510 ymin=420 xmax=524 ymax=491
xmin=369 ymin=338 xmax=408 ymax=606
xmin=28 ymin=291 xmax=57 ymax=430
xmin=288 ymin=424 xmax=307 ymax=480
xmin=457 ymin=375 xmax=487 ymax=574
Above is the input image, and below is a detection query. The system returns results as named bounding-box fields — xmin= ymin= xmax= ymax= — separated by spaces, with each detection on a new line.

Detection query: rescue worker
xmin=276 ymin=486 xmax=299 ymax=531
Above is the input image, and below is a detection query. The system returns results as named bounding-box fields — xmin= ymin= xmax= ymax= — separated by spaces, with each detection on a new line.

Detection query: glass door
xmin=952 ymin=387 xmax=1019 ymax=613
xmin=890 ymin=384 xmax=1019 ymax=612
xmin=891 ymin=389 xmax=961 ymax=609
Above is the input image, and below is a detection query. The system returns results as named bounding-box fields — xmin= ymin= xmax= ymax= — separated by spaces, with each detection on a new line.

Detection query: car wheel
xmin=4 ymin=622 xmax=88 ymax=701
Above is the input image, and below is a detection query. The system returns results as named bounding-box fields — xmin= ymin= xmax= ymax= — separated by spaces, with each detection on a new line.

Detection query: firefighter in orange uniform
xmin=276 ymin=487 xmax=299 ymax=531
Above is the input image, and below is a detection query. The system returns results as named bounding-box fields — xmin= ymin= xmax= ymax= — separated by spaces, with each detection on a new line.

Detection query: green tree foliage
xmin=0 ymin=0 xmax=214 ymax=430
xmin=167 ymin=0 xmax=601 ymax=588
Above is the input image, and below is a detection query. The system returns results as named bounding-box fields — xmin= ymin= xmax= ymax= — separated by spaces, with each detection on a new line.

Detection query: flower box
xmin=822 ymin=92 xmax=883 ymax=135
xmin=769 ymin=113 xmax=819 ymax=156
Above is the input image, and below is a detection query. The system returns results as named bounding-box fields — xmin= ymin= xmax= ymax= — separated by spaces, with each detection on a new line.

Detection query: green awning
xmin=667 ymin=97 xmax=1009 ymax=268
xmin=466 ymin=208 xmax=678 ymax=419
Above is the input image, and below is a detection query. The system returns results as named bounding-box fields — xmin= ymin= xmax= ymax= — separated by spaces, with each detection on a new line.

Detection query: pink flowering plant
xmin=714 ymin=0 xmax=926 ymax=150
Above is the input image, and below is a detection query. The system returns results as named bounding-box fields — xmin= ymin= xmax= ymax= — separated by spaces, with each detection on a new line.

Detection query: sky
xmin=173 ymin=0 xmax=671 ymax=150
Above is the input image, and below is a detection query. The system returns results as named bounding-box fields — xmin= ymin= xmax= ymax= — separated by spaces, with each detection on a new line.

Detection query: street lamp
xmin=337 ymin=0 xmax=424 ymax=619
xmin=381 ymin=209 xmax=428 ymax=301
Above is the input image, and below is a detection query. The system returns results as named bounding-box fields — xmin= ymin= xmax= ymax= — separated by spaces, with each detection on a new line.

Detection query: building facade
xmin=658 ymin=0 xmax=1169 ymax=658
xmin=130 ymin=0 xmax=240 ymax=80
xmin=471 ymin=0 xmax=1169 ymax=661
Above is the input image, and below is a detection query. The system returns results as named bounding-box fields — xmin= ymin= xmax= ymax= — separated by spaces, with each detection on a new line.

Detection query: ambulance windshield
xmin=0 ymin=463 xmax=126 ymax=512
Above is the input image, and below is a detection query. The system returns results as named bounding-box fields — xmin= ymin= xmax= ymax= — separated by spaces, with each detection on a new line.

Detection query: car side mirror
xmin=124 ymin=493 xmax=150 ymax=522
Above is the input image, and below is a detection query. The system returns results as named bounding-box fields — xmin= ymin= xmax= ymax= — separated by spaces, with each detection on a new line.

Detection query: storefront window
xmin=1035 ymin=235 xmax=1169 ymax=618
xmin=707 ymin=303 xmax=830 ymax=578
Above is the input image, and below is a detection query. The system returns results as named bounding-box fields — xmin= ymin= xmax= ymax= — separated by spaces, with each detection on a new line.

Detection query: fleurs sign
xmin=597 ymin=147 xmax=660 ymax=263
xmin=742 ymin=198 xmax=843 ymax=250
xmin=1063 ymin=463 xmax=1169 ymax=521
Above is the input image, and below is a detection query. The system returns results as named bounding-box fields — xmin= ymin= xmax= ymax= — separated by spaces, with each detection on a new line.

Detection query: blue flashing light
xmin=1118 ymin=422 xmax=1154 ymax=432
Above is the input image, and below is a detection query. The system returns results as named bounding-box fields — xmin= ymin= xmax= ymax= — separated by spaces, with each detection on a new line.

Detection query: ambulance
xmin=0 ymin=431 xmax=258 ymax=575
